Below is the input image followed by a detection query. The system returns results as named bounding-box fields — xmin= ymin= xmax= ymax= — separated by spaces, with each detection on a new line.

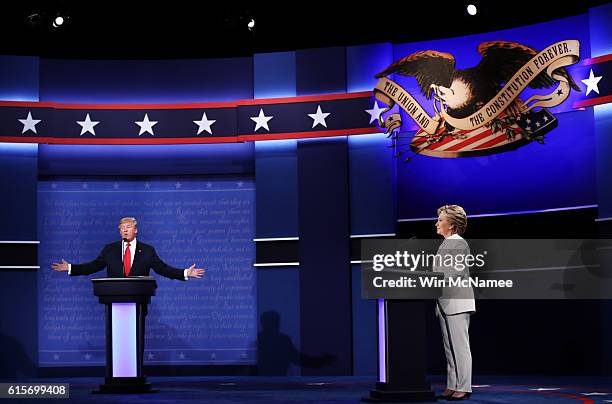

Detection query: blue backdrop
xmin=37 ymin=177 xmax=256 ymax=366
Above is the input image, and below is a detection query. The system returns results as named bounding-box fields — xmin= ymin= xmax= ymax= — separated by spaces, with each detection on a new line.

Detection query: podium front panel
xmin=111 ymin=303 xmax=137 ymax=377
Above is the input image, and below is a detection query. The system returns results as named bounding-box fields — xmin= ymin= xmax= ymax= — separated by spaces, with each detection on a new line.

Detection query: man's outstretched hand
xmin=186 ymin=264 xmax=205 ymax=279
xmin=51 ymin=259 xmax=70 ymax=272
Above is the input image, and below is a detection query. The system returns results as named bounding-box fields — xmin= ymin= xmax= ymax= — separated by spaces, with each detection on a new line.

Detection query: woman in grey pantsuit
xmin=434 ymin=205 xmax=475 ymax=401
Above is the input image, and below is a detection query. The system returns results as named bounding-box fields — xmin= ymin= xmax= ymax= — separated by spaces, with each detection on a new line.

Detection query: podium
xmin=362 ymin=271 xmax=444 ymax=403
xmin=91 ymin=277 xmax=157 ymax=394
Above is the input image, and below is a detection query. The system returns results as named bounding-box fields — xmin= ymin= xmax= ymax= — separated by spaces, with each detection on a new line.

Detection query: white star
xmin=237 ymin=181 xmax=244 ymax=187
xmin=84 ymin=354 xmax=92 ymax=360
xmin=144 ymin=183 xmax=151 ymax=189
xmin=18 ymin=111 xmax=41 ymax=134
xmin=250 ymin=108 xmax=273 ymax=132
xmin=53 ymin=354 xmax=60 ymax=360
xmin=525 ymin=126 xmax=531 ymax=131
xmin=526 ymin=118 xmax=531 ymax=124
xmin=581 ymin=69 xmax=602 ymax=96
xmin=135 ymin=113 xmax=158 ymax=136
xmin=210 ymin=353 xmax=217 ymax=359
xmin=194 ymin=112 xmax=216 ymax=135
xmin=365 ymin=101 xmax=385 ymax=124
xmin=51 ymin=183 xmax=57 ymax=189
xmin=536 ymin=121 xmax=541 ymax=127
xmin=113 ymin=183 xmax=119 ymax=189
xmin=543 ymin=116 xmax=548 ymax=122
xmin=206 ymin=182 xmax=212 ymax=188
xmin=77 ymin=113 xmax=100 ymax=136
xmin=82 ymin=183 xmax=88 ymax=189
xmin=308 ymin=105 xmax=331 ymax=128
xmin=147 ymin=352 xmax=154 ymax=360
xmin=175 ymin=182 xmax=182 ymax=189
xmin=179 ymin=353 xmax=185 ymax=359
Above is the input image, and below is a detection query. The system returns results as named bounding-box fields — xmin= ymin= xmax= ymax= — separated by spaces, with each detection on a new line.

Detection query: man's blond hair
xmin=118 ymin=217 xmax=138 ymax=228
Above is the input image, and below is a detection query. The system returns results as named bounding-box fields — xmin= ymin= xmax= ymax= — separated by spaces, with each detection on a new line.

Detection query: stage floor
xmin=1 ymin=375 xmax=611 ymax=403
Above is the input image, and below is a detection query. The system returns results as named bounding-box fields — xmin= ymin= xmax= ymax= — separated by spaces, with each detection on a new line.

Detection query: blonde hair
xmin=118 ymin=217 xmax=138 ymax=228
xmin=437 ymin=205 xmax=467 ymax=235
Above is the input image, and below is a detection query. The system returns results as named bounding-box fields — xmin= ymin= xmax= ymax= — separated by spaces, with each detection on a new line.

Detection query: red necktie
xmin=124 ymin=242 xmax=131 ymax=277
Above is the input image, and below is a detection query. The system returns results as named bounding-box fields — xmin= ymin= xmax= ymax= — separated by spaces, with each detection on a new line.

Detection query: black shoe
xmin=435 ymin=390 xmax=455 ymax=400
xmin=446 ymin=392 xmax=471 ymax=401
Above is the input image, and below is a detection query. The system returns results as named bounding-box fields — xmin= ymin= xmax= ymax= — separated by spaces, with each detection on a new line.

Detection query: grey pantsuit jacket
xmin=433 ymin=234 xmax=476 ymax=315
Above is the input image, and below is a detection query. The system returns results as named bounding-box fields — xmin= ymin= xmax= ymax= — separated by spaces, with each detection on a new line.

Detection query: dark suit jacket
xmin=70 ymin=240 xmax=186 ymax=281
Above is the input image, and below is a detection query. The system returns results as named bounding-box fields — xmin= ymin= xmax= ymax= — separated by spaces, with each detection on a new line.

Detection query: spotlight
xmin=466 ymin=4 xmax=477 ymax=16
xmin=52 ymin=16 xmax=64 ymax=27
xmin=247 ymin=18 xmax=255 ymax=31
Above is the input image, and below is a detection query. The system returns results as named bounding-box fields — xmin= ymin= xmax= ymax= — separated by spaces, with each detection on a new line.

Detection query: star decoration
xmin=194 ymin=112 xmax=216 ymax=135
xmin=144 ymin=183 xmax=151 ymax=189
xmin=113 ymin=183 xmax=119 ymax=189
xmin=581 ymin=69 xmax=602 ymax=96
xmin=206 ymin=182 xmax=212 ymax=188
xmin=18 ymin=111 xmax=41 ymax=134
xmin=77 ymin=113 xmax=100 ymax=136
xmin=250 ymin=108 xmax=273 ymax=132
xmin=365 ymin=101 xmax=385 ymax=124
xmin=308 ymin=105 xmax=331 ymax=128
xmin=237 ymin=181 xmax=244 ymax=187
xmin=135 ymin=113 xmax=158 ymax=136
xmin=175 ymin=182 xmax=182 ymax=189
xmin=147 ymin=352 xmax=154 ymax=360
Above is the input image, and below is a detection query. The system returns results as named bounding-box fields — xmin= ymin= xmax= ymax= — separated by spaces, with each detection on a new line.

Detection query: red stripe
xmin=0 ymin=91 xmax=372 ymax=110
xmin=473 ymin=133 xmax=509 ymax=149
xmin=237 ymin=91 xmax=372 ymax=106
xmin=239 ymin=127 xmax=380 ymax=141
xmin=572 ymin=95 xmax=612 ymax=108
xmin=53 ymin=102 xmax=238 ymax=110
xmin=0 ymin=127 xmax=380 ymax=145
xmin=0 ymin=101 xmax=56 ymax=108
xmin=582 ymin=54 xmax=612 ymax=65
xmin=476 ymin=388 xmax=594 ymax=403
xmin=443 ymin=128 xmax=494 ymax=151
xmin=0 ymin=136 xmax=55 ymax=143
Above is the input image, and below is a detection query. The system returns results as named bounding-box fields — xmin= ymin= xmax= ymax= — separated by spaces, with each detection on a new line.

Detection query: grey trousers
xmin=436 ymin=305 xmax=472 ymax=393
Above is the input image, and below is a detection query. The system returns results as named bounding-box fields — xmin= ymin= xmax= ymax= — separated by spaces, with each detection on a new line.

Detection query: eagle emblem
xmin=373 ymin=40 xmax=581 ymax=159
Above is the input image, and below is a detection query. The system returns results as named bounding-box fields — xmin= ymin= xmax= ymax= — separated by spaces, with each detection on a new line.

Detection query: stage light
xmin=467 ymin=4 xmax=477 ymax=15
xmin=247 ymin=18 xmax=255 ymax=31
xmin=52 ymin=15 xmax=66 ymax=28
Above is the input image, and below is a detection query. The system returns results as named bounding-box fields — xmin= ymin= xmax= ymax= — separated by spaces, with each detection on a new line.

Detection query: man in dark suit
xmin=51 ymin=217 xmax=205 ymax=280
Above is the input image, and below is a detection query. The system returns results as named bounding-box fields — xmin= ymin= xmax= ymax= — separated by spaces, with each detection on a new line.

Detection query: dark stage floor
xmin=1 ymin=375 xmax=612 ymax=403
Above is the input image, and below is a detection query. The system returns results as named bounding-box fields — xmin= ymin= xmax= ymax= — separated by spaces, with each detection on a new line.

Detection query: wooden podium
xmin=91 ymin=277 xmax=157 ymax=394
xmin=362 ymin=271 xmax=444 ymax=403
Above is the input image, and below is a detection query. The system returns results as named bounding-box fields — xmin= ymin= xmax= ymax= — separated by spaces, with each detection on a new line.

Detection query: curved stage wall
xmin=0 ymin=4 xmax=611 ymax=378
